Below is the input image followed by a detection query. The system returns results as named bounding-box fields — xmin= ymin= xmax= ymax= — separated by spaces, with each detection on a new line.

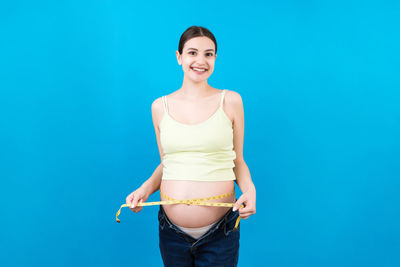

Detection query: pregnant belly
xmin=160 ymin=180 xmax=236 ymax=228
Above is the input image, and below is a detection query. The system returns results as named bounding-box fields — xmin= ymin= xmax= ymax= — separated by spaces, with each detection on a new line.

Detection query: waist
xmin=159 ymin=184 xmax=236 ymax=227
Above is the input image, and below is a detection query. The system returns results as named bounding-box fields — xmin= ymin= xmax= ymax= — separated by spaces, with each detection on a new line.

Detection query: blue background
xmin=1 ymin=0 xmax=399 ymax=266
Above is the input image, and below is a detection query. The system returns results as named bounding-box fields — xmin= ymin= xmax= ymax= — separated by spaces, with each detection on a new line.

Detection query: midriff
xmin=160 ymin=179 xmax=236 ymax=227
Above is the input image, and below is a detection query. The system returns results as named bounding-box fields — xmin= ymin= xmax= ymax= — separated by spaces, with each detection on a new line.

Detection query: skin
xmin=127 ymin=36 xmax=256 ymax=227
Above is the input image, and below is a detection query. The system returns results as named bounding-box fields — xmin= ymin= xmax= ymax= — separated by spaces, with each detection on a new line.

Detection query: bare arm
xmin=126 ymin=164 xmax=162 ymax=212
xmin=229 ymin=90 xmax=255 ymax=193
xmin=229 ymin=90 xmax=256 ymax=217
xmin=141 ymin=96 xmax=166 ymax=197
xmin=126 ymin=97 xmax=165 ymax=211
xmin=234 ymin=160 xmax=255 ymax=194
xmin=141 ymin=163 xmax=162 ymax=197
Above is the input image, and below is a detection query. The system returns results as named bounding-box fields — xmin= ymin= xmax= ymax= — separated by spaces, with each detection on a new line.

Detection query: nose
xmin=195 ymin=54 xmax=208 ymax=64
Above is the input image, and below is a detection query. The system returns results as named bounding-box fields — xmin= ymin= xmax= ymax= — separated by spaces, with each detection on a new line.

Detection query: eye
xmin=188 ymin=51 xmax=214 ymax=56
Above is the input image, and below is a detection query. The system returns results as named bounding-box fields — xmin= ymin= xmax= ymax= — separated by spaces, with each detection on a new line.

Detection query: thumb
xmin=232 ymin=195 xmax=245 ymax=212
xmin=131 ymin=195 xmax=140 ymax=208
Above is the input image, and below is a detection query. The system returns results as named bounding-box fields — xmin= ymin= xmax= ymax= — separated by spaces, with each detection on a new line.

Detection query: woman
xmin=126 ymin=26 xmax=256 ymax=267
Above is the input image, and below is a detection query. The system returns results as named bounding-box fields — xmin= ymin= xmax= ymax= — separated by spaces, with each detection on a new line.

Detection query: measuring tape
xmin=116 ymin=190 xmax=244 ymax=230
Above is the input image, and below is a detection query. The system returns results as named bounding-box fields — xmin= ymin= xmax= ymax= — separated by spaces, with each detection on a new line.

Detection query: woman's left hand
xmin=232 ymin=185 xmax=256 ymax=220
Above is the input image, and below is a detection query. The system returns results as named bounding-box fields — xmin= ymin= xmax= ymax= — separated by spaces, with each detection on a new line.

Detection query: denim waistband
xmin=158 ymin=203 xmax=239 ymax=240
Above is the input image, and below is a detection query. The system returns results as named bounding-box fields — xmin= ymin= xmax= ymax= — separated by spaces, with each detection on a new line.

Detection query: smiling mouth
xmin=191 ymin=67 xmax=208 ymax=73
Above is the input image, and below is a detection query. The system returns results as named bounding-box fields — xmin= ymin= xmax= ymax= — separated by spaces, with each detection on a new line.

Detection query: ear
xmin=176 ymin=50 xmax=182 ymax=65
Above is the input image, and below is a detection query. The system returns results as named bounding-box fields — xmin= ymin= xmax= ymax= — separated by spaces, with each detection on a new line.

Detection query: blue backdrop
xmin=1 ymin=1 xmax=399 ymax=266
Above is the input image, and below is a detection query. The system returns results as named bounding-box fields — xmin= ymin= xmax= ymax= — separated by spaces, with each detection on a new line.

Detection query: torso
xmin=158 ymin=87 xmax=236 ymax=228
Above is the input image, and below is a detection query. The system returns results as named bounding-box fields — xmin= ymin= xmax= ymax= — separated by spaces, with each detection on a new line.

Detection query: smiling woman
xmin=123 ymin=25 xmax=256 ymax=267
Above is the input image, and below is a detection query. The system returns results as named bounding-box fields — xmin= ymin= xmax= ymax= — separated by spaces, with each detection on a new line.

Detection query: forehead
xmin=184 ymin=36 xmax=215 ymax=52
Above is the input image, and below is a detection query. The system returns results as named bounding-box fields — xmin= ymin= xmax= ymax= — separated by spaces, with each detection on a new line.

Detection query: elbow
xmin=233 ymin=157 xmax=245 ymax=166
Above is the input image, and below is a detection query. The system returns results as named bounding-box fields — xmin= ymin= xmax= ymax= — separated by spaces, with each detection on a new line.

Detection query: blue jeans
xmin=158 ymin=205 xmax=240 ymax=267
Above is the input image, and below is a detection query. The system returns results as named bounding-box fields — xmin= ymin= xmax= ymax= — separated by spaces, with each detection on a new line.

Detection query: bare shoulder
xmin=151 ymin=96 xmax=164 ymax=112
xmin=151 ymin=96 xmax=165 ymax=128
xmin=223 ymin=89 xmax=244 ymax=123
xmin=224 ymin=89 xmax=243 ymax=105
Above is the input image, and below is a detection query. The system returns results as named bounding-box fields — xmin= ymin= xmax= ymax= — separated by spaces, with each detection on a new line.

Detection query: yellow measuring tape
xmin=116 ymin=190 xmax=244 ymax=230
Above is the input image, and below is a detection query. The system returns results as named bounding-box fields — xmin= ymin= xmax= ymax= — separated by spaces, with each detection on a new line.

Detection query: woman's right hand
xmin=126 ymin=186 xmax=149 ymax=213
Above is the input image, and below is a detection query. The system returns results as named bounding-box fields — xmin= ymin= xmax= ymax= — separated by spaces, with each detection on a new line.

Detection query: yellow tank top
xmin=160 ymin=89 xmax=237 ymax=181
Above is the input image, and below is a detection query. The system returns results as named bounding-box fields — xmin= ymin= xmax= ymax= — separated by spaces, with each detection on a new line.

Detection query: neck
xmin=178 ymin=77 xmax=214 ymax=99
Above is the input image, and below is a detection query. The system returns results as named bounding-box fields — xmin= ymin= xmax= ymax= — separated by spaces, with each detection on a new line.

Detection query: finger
xmin=126 ymin=193 xmax=134 ymax=205
xmin=240 ymin=211 xmax=254 ymax=218
xmin=239 ymin=212 xmax=253 ymax=217
xmin=239 ymin=207 xmax=255 ymax=213
xmin=238 ymin=205 xmax=254 ymax=213
xmin=132 ymin=199 xmax=143 ymax=211
xmin=239 ymin=207 xmax=254 ymax=213
xmin=133 ymin=206 xmax=143 ymax=213
xmin=133 ymin=199 xmax=141 ymax=208
xmin=130 ymin=195 xmax=138 ymax=209
xmin=132 ymin=199 xmax=143 ymax=212
xmin=233 ymin=197 xmax=246 ymax=211
xmin=239 ymin=211 xmax=256 ymax=218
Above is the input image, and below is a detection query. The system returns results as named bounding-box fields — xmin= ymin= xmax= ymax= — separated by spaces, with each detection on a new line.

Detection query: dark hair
xmin=178 ymin=26 xmax=217 ymax=55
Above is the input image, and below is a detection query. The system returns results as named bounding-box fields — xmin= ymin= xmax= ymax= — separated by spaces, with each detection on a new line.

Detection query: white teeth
xmin=192 ymin=67 xmax=206 ymax=72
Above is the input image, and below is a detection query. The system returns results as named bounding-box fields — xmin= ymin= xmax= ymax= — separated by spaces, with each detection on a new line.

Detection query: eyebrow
xmin=187 ymin=48 xmax=215 ymax=52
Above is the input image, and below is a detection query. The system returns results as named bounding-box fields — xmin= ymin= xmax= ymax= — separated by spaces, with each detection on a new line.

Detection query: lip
xmin=191 ymin=66 xmax=208 ymax=70
xmin=191 ymin=67 xmax=208 ymax=75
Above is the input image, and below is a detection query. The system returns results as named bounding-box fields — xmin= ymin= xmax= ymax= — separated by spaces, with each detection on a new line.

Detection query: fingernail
xmin=131 ymin=204 xmax=135 ymax=208
xmin=232 ymin=207 xmax=237 ymax=211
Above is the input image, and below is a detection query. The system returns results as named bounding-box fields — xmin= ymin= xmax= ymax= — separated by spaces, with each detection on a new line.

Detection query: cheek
xmin=181 ymin=64 xmax=189 ymax=72
xmin=182 ymin=62 xmax=192 ymax=71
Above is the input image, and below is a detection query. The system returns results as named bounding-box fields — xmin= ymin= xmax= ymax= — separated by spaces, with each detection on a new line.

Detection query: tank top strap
xmin=219 ymin=89 xmax=226 ymax=108
xmin=162 ymin=96 xmax=169 ymax=114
